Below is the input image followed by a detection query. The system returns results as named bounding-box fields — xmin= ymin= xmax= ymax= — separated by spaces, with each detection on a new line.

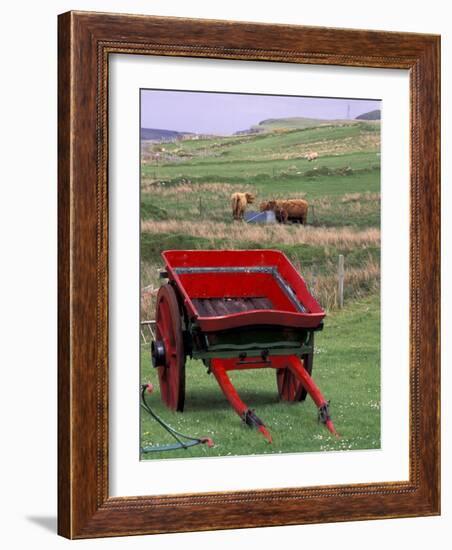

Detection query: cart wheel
xmin=276 ymin=360 xmax=305 ymax=402
xmin=154 ymin=284 xmax=186 ymax=411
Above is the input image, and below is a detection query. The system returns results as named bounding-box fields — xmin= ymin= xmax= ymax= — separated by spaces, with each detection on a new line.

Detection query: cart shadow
xmin=184 ymin=388 xmax=281 ymax=412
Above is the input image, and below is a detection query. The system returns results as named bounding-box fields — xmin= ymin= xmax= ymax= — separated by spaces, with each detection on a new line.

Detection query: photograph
xmin=139 ymin=89 xmax=382 ymax=459
xmin=50 ymin=6 xmax=439 ymax=540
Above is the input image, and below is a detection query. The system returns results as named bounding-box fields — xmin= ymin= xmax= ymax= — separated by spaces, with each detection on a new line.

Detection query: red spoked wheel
xmin=154 ymin=284 xmax=186 ymax=411
xmin=276 ymin=358 xmax=305 ymax=401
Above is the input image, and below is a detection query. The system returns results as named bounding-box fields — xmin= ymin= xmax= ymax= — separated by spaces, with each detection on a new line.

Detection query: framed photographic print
xmin=58 ymin=11 xmax=440 ymax=538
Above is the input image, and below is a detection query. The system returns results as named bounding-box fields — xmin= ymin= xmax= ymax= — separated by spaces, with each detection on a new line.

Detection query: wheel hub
xmin=151 ymin=340 xmax=166 ymax=368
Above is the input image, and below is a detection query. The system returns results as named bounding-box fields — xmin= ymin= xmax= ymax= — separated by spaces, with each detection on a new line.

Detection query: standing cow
xmin=259 ymin=201 xmax=289 ymax=224
xmin=231 ymin=192 xmax=255 ymax=221
xmin=260 ymin=199 xmax=309 ymax=225
xmin=305 ymin=151 xmax=319 ymax=161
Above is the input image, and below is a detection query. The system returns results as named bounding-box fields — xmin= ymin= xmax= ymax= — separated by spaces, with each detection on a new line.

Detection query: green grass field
xmin=140 ymin=116 xmax=381 ymax=459
xmin=140 ymin=295 xmax=380 ymax=459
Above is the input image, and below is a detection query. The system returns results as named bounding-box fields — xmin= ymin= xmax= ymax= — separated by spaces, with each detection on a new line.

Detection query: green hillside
xmin=254 ymin=116 xmax=359 ymax=131
xmin=140 ymin=117 xmax=381 ymax=458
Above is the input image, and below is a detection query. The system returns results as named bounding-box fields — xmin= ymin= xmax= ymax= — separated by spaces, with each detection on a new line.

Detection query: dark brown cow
xmin=260 ymin=199 xmax=308 ymax=225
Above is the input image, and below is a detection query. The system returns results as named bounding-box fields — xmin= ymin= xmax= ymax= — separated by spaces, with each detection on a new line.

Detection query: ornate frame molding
xmin=58 ymin=11 xmax=440 ymax=538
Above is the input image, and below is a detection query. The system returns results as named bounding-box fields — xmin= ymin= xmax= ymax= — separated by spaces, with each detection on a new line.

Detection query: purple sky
xmin=140 ymin=89 xmax=380 ymax=135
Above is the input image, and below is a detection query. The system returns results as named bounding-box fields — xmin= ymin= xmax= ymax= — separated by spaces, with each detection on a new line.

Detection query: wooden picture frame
xmin=58 ymin=10 xmax=440 ymax=539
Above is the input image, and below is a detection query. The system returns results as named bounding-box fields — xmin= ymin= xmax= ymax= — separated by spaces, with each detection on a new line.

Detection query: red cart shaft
xmin=210 ymin=355 xmax=338 ymax=441
xmin=286 ymin=356 xmax=339 ymax=437
xmin=210 ymin=359 xmax=273 ymax=443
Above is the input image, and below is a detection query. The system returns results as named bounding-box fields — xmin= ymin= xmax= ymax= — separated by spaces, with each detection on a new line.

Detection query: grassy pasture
xmin=142 ymin=153 xmax=379 ymax=182
xmin=140 ymin=295 xmax=380 ymax=459
xmin=139 ymin=117 xmax=381 ymax=459
xmin=141 ymin=180 xmax=380 ymax=226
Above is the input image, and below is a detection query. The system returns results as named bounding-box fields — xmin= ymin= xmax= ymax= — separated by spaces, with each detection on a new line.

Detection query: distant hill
xmin=257 ymin=117 xmax=335 ymax=130
xmin=355 ymin=110 xmax=381 ymax=121
xmin=140 ymin=127 xmax=193 ymax=141
xmin=238 ymin=117 xmax=359 ymax=134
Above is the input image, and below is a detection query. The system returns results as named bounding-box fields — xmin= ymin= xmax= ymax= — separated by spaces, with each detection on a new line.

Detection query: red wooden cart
xmin=151 ymin=249 xmax=337 ymax=442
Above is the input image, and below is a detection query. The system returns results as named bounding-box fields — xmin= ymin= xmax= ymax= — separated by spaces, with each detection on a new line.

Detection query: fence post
xmin=338 ymin=254 xmax=345 ymax=308
xmin=311 ymin=204 xmax=316 ymax=225
xmin=310 ymin=265 xmax=318 ymax=300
